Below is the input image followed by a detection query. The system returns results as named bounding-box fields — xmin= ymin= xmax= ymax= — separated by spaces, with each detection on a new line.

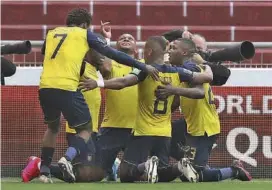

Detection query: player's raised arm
xmin=86 ymin=29 xmax=159 ymax=81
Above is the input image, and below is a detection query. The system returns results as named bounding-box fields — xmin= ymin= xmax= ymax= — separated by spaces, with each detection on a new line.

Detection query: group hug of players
xmin=21 ymin=8 xmax=252 ymax=184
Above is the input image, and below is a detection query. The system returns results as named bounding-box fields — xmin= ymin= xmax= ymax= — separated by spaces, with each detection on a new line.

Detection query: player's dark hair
xmin=146 ymin=36 xmax=168 ymax=52
xmin=177 ymin=38 xmax=197 ymax=55
xmin=66 ymin=8 xmax=92 ymax=27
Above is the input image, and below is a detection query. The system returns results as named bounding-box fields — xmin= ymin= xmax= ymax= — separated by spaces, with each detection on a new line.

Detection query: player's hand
xmin=192 ymin=53 xmax=205 ymax=65
xmin=100 ymin=21 xmax=112 ymax=39
xmin=145 ymin=65 xmax=160 ymax=81
xmin=182 ymin=30 xmax=193 ymax=39
xmin=155 ymin=84 xmax=175 ymax=99
xmin=78 ymin=77 xmax=98 ymax=92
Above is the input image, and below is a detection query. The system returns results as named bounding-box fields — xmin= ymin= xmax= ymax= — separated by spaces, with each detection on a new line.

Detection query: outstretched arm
xmin=103 ymin=74 xmax=139 ymax=90
xmin=78 ymin=74 xmax=139 ymax=92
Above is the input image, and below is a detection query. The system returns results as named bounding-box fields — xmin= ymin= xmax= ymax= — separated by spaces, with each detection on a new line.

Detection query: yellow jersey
xmin=101 ymin=59 xmax=144 ymax=129
xmin=66 ymin=62 xmax=101 ymax=133
xmin=40 ymin=27 xmax=89 ymax=91
xmin=180 ymin=82 xmax=220 ymax=137
xmin=131 ymin=64 xmax=181 ymax=137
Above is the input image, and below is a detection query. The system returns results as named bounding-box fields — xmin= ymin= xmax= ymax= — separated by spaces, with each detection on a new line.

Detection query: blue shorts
xmin=123 ymin=135 xmax=170 ymax=168
xmin=66 ymin=133 xmax=97 ymax=166
xmin=39 ymin=88 xmax=91 ymax=128
xmin=186 ymin=133 xmax=217 ymax=168
xmin=96 ymin=127 xmax=132 ymax=173
xmin=170 ymin=118 xmax=187 ymax=160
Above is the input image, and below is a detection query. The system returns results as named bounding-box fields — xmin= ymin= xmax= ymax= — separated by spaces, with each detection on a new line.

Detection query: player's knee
xmin=75 ymin=121 xmax=92 ymax=134
xmin=119 ymin=161 xmax=138 ymax=183
xmin=158 ymin=166 xmax=177 ymax=182
xmin=75 ymin=165 xmax=104 ymax=182
xmin=47 ymin=119 xmax=60 ymax=134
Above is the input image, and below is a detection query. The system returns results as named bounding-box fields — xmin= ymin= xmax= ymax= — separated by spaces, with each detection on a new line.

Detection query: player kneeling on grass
xmin=79 ymin=36 xmax=213 ymax=183
xmin=156 ymin=40 xmax=252 ymax=182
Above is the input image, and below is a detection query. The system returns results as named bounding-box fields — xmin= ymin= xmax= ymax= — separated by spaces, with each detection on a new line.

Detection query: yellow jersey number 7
xmin=51 ymin=33 xmax=67 ymax=59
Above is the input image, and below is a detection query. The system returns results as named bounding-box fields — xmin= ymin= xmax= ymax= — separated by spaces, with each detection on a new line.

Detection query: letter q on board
xmin=226 ymin=127 xmax=258 ymax=167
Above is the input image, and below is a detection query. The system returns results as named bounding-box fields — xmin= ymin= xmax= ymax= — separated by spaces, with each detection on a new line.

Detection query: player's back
xmin=180 ymin=82 xmax=220 ymax=137
xmin=134 ymin=64 xmax=181 ymax=137
xmin=40 ymin=26 xmax=89 ymax=91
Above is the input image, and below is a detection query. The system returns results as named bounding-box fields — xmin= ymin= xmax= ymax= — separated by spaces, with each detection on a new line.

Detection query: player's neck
xmin=119 ymin=49 xmax=135 ymax=58
xmin=147 ymin=57 xmax=164 ymax=65
xmin=182 ymin=56 xmax=191 ymax=64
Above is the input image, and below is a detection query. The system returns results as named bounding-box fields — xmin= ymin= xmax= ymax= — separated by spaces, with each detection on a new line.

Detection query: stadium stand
xmin=1 ymin=0 xmax=272 ymax=66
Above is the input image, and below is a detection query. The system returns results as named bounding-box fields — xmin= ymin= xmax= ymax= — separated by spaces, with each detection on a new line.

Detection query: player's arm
xmin=102 ymin=68 xmax=147 ymax=90
xmin=78 ymin=68 xmax=146 ymax=91
xmin=99 ymin=58 xmax=112 ymax=79
xmin=172 ymin=63 xmax=213 ymax=84
xmin=86 ymin=29 xmax=159 ymax=80
xmin=190 ymin=65 xmax=213 ymax=84
xmin=171 ymin=95 xmax=180 ymax=112
xmin=156 ymin=84 xmax=205 ymax=99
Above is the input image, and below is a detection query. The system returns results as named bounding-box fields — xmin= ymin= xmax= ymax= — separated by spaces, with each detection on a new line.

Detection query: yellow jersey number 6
xmin=51 ymin=34 xmax=67 ymax=59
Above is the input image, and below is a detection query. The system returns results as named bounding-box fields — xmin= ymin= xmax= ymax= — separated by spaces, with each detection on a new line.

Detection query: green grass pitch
xmin=2 ymin=178 xmax=272 ymax=190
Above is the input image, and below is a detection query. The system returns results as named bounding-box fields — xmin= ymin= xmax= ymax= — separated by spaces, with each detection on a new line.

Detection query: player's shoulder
xmin=182 ymin=61 xmax=201 ymax=73
xmin=51 ymin=26 xmax=87 ymax=34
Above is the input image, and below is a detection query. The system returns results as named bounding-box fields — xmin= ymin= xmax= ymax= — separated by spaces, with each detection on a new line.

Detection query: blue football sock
xmin=219 ymin=167 xmax=234 ymax=180
xmin=200 ymin=168 xmax=221 ymax=182
xmin=65 ymin=147 xmax=77 ymax=161
xmin=65 ymin=135 xmax=87 ymax=162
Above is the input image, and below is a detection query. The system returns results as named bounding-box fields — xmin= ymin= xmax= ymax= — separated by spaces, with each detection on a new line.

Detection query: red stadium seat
xmin=92 ymin=1 xmax=138 ymax=25
xmin=1 ymin=25 xmax=44 ymax=40
xmin=184 ymin=2 xmax=231 ymax=26
xmin=235 ymin=26 xmax=272 ymax=41
xmin=140 ymin=26 xmax=231 ymax=41
xmin=45 ymin=1 xmax=89 ymax=25
xmin=1 ymin=1 xmax=44 ymax=25
xmin=233 ymin=2 xmax=272 ymax=26
xmin=140 ymin=2 xmax=185 ymax=25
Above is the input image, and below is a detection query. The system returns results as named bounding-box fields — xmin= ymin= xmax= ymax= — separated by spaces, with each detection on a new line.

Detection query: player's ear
xmin=80 ymin=23 xmax=88 ymax=29
xmin=134 ymin=48 xmax=138 ymax=57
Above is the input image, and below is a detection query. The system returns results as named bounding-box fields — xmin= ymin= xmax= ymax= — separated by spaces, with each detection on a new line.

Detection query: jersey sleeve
xmin=86 ymin=29 xmax=147 ymax=72
xmin=163 ymin=65 xmax=194 ymax=82
xmin=130 ymin=68 xmax=148 ymax=82
xmin=182 ymin=61 xmax=201 ymax=73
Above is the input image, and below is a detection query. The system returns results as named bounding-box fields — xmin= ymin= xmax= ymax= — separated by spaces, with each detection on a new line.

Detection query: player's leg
xmin=151 ymin=136 xmax=183 ymax=182
xmin=170 ymin=118 xmax=187 ymax=160
xmin=21 ymin=157 xmax=65 ymax=183
xmin=58 ymin=90 xmax=92 ymax=182
xmin=119 ymin=136 xmax=153 ymax=183
xmin=185 ymin=134 xmax=251 ymax=182
xmin=38 ymin=89 xmax=62 ymax=183
xmin=96 ymin=127 xmax=131 ymax=181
